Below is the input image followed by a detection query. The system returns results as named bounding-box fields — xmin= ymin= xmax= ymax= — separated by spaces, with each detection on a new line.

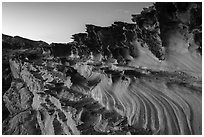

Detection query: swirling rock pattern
xmin=2 ymin=2 xmax=202 ymax=135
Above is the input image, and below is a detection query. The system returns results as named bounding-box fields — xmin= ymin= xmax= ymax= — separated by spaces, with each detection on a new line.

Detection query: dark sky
xmin=2 ymin=2 xmax=153 ymax=43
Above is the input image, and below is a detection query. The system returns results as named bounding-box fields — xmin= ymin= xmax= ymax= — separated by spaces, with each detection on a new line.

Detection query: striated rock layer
xmin=2 ymin=2 xmax=202 ymax=135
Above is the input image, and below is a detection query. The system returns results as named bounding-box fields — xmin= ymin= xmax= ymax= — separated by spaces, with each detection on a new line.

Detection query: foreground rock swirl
xmin=2 ymin=2 xmax=202 ymax=135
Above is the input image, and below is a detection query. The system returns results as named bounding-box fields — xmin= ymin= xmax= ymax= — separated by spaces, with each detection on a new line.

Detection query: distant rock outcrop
xmin=2 ymin=2 xmax=202 ymax=135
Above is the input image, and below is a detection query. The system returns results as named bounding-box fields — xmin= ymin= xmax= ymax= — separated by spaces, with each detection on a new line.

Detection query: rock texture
xmin=2 ymin=2 xmax=202 ymax=135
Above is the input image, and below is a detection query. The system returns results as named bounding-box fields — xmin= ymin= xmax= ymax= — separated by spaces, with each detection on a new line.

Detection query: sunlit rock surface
xmin=2 ymin=2 xmax=202 ymax=135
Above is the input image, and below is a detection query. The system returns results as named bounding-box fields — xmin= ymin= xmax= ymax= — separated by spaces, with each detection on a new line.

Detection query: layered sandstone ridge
xmin=2 ymin=2 xmax=202 ymax=135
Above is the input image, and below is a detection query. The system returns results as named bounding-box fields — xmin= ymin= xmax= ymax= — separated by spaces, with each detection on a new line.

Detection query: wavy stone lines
xmin=130 ymin=80 xmax=201 ymax=134
xmin=91 ymin=74 xmax=202 ymax=135
xmin=167 ymin=83 xmax=202 ymax=134
xmin=133 ymin=81 xmax=185 ymax=134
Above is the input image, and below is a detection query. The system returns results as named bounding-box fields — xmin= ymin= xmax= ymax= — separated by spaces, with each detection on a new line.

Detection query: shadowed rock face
xmin=155 ymin=2 xmax=202 ymax=54
xmin=2 ymin=2 xmax=202 ymax=135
